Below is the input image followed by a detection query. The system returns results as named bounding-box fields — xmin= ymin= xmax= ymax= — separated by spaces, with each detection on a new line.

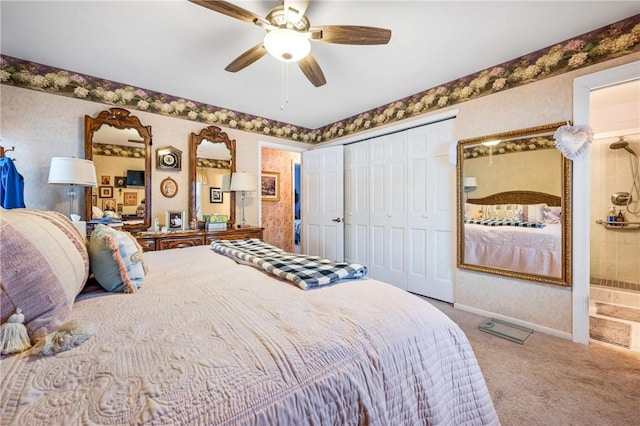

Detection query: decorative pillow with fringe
xmin=88 ymin=224 xmax=147 ymax=293
xmin=0 ymin=208 xmax=89 ymax=341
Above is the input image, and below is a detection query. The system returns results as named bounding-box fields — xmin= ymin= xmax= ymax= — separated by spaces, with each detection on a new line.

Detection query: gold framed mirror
xmin=84 ymin=108 xmax=152 ymax=231
xmin=189 ymin=126 xmax=236 ymax=227
xmin=457 ymin=122 xmax=572 ymax=287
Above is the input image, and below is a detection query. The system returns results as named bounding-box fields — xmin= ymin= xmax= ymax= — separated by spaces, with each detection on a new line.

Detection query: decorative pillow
xmin=520 ymin=203 xmax=547 ymax=223
xmin=0 ymin=208 xmax=89 ymax=340
xmin=544 ymin=205 xmax=562 ymax=223
xmin=88 ymin=224 xmax=147 ymax=293
xmin=464 ymin=203 xmax=485 ymax=220
xmin=92 ymin=205 xmax=104 ymax=219
xmin=481 ymin=203 xmax=547 ymax=223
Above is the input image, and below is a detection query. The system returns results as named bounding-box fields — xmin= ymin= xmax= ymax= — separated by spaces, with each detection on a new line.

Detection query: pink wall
xmin=261 ymin=147 xmax=300 ymax=251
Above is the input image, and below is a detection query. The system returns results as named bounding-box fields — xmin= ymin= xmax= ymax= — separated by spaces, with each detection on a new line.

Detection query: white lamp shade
xmin=229 ymin=172 xmax=256 ymax=192
xmin=48 ymin=157 xmax=97 ymax=187
xmin=264 ymin=28 xmax=311 ymax=62
xmin=463 ymin=176 xmax=478 ymax=189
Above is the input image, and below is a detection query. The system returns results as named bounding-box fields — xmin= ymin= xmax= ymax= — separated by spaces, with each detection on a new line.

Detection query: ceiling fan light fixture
xmin=264 ymin=28 xmax=310 ymax=62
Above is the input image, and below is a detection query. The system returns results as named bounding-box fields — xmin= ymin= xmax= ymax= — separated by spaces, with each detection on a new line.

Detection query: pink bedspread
xmin=1 ymin=246 xmax=499 ymax=425
xmin=464 ymin=222 xmax=562 ymax=277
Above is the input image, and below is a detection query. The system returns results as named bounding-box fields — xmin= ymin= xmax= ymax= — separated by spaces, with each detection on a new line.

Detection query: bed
xmin=464 ymin=191 xmax=562 ymax=277
xmin=1 ymin=208 xmax=499 ymax=425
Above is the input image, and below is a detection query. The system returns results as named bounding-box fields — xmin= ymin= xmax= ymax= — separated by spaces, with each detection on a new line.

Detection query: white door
xmin=344 ymin=142 xmax=370 ymax=266
xmin=369 ymin=132 xmax=408 ymax=290
xmin=406 ymin=120 xmax=455 ymax=302
xmin=301 ymin=146 xmax=344 ymax=261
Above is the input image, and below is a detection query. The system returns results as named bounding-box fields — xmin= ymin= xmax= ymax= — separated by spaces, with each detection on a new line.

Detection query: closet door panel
xmin=344 ymin=142 xmax=370 ymax=266
xmin=368 ymin=133 xmax=407 ymax=290
xmin=407 ymin=120 xmax=455 ymax=302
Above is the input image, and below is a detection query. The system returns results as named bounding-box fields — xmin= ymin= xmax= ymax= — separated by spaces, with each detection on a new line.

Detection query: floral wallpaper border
xmin=93 ymin=143 xmax=146 ymax=158
xmin=462 ymin=136 xmax=556 ymax=159
xmin=196 ymin=158 xmax=231 ymax=169
xmin=1 ymin=15 xmax=638 ymax=144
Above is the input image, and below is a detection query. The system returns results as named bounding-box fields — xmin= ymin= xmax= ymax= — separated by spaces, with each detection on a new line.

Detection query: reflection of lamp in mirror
xmin=229 ymin=172 xmax=256 ymax=227
xmin=463 ymin=176 xmax=478 ymax=202
xmin=48 ymin=157 xmax=97 ymax=218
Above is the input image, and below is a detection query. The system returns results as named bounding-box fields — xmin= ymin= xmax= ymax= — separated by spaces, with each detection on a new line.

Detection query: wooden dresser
xmin=132 ymin=226 xmax=263 ymax=252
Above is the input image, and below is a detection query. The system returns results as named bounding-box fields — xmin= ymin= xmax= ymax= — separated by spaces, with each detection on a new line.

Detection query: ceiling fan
xmin=189 ymin=0 xmax=392 ymax=87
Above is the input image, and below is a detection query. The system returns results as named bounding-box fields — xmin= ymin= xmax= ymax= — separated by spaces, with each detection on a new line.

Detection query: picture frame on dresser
xmin=166 ymin=210 xmax=185 ymax=230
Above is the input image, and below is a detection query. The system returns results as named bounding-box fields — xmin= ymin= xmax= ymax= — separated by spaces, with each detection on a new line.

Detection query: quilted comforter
xmin=1 ymin=246 xmax=499 ymax=425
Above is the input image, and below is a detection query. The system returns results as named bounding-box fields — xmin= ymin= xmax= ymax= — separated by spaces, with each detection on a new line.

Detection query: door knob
xmin=332 ymin=218 xmax=343 ymax=222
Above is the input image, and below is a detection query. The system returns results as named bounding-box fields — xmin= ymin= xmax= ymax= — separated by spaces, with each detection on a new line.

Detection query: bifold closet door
xmin=369 ymin=132 xmax=408 ymax=290
xmin=406 ymin=120 xmax=454 ymax=302
xmin=344 ymin=142 xmax=370 ymax=266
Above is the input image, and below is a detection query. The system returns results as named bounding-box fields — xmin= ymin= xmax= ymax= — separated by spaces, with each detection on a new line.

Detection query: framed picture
xmin=99 ymin=186 xmax=113 ymax=198
xmin=166 ymin=210 xmax=185 ymax=230
xmin=114 ymin=176 xmax=127 ymax=188
xmin=160 ymin=177 xmax=178 ymax=198
xmin=102 ymin=198 xmax=116 ymax=211
xmin=209 ymin=187 xmax=223 ymax=203
xmin=116 ymin=203 xmax=124 ymax=213
xmin=156 ymin=146 xmax=182 ymax=170
xmin=123 ymin=191 xmax=137 ymax=206
xmin=261 ymin=171 xmax=280 ymax=202
xmin=92 ymin=194 xmax=98 ymax=206
xmin=100 ymin=175 xmax=110 ymax=185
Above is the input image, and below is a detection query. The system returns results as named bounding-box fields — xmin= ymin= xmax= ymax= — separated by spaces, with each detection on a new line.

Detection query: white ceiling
xmin=1 ymin=1 xmax=638 ymax=130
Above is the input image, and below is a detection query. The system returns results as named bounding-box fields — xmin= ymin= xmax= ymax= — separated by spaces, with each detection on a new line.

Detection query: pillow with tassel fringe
xmin=0 ymin=208 xmax=89 ymax=343
xmin=88 ymin=224 xmax=147 ymax=293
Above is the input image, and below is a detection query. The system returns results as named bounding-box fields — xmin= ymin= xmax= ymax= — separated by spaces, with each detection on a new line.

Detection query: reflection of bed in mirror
xmin=464 ymin=191 xmax=562 ymax=277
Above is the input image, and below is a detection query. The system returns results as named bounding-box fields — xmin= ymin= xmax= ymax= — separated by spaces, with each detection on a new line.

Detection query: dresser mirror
xmin=456 ymin=122 xmax=572 ymax=287
xmin=84 ymin=108 xmax=152 ymax=231
xmin=190 ymin=126 xmax=236 ymax=226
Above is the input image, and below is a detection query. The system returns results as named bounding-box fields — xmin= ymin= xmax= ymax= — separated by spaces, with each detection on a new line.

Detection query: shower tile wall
xmin=590 ymin=139 xmax=640 ymax=286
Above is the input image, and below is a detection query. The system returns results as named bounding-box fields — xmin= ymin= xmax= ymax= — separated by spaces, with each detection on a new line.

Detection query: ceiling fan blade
xmin=189 ymin=0 xmax=265 ymax=25
xmin=309 ymin=25 xmax=392 ymax=45
xmin=225 ymin=43 xmax=268 ymax=72
xmin=283 ymin=0 xmax=309 ymax=27
xmin=298 ymin=54 xmax=326 ymax=87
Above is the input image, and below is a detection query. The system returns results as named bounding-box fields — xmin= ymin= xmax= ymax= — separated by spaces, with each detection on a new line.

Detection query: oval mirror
xmin=457 ymin=122 xmax=572 ymax=287
xmin=189 ymin=126 xmax=236 ymax=227
xmin=84 ymin=108 xmax=152 ymax=231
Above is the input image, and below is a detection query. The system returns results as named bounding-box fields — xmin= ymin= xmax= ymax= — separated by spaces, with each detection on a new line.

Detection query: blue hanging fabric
xmin=0 ymin=157 xmax=26 ymax=209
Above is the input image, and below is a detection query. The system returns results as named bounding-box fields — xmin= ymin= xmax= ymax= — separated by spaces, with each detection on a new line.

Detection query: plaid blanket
xmin=211 ymin=238 xmax=367 ymax=290
xmin=465 ymin=219 xmax=546 ymax=228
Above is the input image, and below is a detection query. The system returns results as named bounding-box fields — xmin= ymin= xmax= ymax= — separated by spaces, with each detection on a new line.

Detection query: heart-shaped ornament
xmin=554 ymin=125 xmax=592 ymax=160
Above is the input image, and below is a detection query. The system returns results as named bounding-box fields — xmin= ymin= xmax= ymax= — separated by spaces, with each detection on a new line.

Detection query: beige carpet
xmin=424 ymin=298 xmax=640 ymax=426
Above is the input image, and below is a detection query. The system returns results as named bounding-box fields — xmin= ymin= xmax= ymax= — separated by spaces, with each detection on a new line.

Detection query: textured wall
xmin=451 ymin=53 xmax=640 ymax=333
xmin=261 ymin=147 xmax=300 ymax=251
xmin=0 ymin=85 xmax=311 ymax=227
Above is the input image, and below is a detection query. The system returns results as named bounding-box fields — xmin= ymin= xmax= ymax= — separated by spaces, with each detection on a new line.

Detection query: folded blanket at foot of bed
xmin=211 ymin=238 xmax=367 ymax=289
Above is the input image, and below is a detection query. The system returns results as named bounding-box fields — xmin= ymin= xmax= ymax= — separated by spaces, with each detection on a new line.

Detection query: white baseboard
xmin=454 ymin=303 xmax=573 ymax=341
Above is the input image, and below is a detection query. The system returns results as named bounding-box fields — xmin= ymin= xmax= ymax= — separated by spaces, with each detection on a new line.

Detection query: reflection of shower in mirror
xmin=609 ymin=136 xmax=640 ymax=215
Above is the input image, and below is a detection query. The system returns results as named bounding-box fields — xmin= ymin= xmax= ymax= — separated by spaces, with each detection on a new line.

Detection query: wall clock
xmin=156 ymin=146 xmax=182 ymax=170
xmin=160 ymin=177 xmax=178 ymax=198
xmin=114 ymin=176 xmax=126 ymax=188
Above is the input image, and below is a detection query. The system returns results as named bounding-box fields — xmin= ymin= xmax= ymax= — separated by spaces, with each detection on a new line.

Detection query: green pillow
xmin=88 ymin=224 xmax=147 ymax=293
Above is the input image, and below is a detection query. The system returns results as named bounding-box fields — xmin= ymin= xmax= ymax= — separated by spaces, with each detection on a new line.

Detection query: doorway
xmin=572 ymin=60 xmax=640 ymax=344
xmin=294 ymin=162 xmax=301 ymax=253
xmin=259 ymin=143 xmax=304 ymax=252
xmin=588 ymin=80 xmax=640 ymax=353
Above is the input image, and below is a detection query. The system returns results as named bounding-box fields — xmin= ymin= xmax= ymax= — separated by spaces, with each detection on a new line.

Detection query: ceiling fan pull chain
xmin=280 ymin=62 xmax=291 ymax=110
